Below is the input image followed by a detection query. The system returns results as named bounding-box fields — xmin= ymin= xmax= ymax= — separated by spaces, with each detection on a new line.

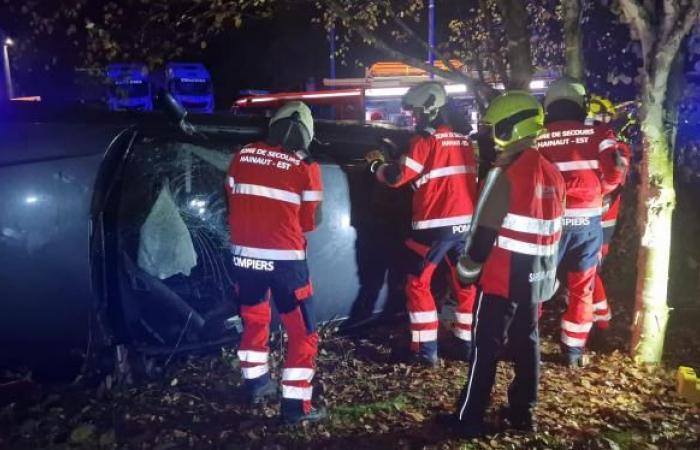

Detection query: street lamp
xmin=3 ymin=36 xmax=15 ymax=99
xmin=428 ymin=0 xmax=435 ymax=79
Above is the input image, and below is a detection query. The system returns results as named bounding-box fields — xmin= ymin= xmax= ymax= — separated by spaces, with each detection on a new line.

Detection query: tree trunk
xmin=631 ymin=66 xmax=676 ymax=363
xmin=562 ymin=0 xmax=584 ymax=80
xmin=494 ymin=0 xmax=533 ymax=89
xmin=616 ymin=0 xmax=698 ymax=363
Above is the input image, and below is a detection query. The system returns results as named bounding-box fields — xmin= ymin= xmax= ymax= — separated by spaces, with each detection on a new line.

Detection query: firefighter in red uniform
xmin=586 ymin=96 xmax=632 ymax=332
xmin=226 ymin=101 xmax=326 ymax=424
xmin=446 ymin=91 xmax=565 ymax=437
xmin=538 ymin=79 xmax=628 ymax=367
xmin=366 ymin=82 xmax=478 ymax=366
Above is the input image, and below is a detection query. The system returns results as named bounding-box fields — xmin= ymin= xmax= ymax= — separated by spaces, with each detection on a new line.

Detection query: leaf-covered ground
xmin=1 ymin=303 xmax=699 ymax=450
xmin=2 ymin=185 xmax=700 ymax=449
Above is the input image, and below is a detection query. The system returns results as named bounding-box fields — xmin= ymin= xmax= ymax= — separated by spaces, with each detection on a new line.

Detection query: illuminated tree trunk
xmin=632 ymin=76 xmax=675 ymax=363
xmin=616 ymin=0 xmax=699 ymax=362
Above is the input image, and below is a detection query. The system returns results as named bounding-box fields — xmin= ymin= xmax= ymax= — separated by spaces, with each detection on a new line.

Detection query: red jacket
xmin=378 ymin=125 xmax=477 ymax=231
xmin=537 ymin=121 xmax=626 ymax=217
xmin=476 ymin=148 xmax=566 ymax=301
xmin=226 ymin=141 xmax=322 ymax=260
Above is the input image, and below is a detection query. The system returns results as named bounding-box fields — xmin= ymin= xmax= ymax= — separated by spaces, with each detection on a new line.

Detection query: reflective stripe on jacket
xmin=226 ymin=142 xmax=322 ymax=260
xmin=537 ymin=121 xmax=627 ymax=218
xmin=377 ymin=125 xmax=477 ymax=232
xmin=473 ymin=147 xmax=566 ymax=302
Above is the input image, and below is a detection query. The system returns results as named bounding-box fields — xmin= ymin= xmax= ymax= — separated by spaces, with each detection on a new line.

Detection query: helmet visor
xmin=493 ymin=108 xmax=540 ymax=144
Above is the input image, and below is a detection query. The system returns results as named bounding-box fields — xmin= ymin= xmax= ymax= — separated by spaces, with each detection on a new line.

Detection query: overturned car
xmin=0 ymin=100 xmax=416 ymax=378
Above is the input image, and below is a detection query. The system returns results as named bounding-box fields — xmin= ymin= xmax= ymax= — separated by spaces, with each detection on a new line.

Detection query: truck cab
xmin=165 ymin=63 xmax=214 ymax=113
xmin=106 ymin=63 xmax=153 ymax=112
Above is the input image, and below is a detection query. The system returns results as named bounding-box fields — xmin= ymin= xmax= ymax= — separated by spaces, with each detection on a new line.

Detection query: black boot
xmin=436 ymin=412 xmax=487 ymax=439
xmin=441 ymin=336 xmax=473 ymax=362
xmin=281 ymin=406 xmax=328 ymax=425
xmin=498 ymin=406 xmax=537 ymax=433
xmin=560 ymin=344 xmax=588 ymax=369
xmin=248 ymin=379 xmax=278 ymax=407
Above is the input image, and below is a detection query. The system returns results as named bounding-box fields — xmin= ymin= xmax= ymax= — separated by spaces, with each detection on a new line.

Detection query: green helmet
xmin=401 ymin=81 xmax=447 ymax=121
xmin=544 ymin=77 xmax=587 ymax=110
xmin=270 ymin=101 xmax=314 ymax=142
xmin=482 ymin=91 xmax=544 ymax=149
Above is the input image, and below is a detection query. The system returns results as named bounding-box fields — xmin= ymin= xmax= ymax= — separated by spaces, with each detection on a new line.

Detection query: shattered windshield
xmin=117 ymin=138 xmax=238 ymax=347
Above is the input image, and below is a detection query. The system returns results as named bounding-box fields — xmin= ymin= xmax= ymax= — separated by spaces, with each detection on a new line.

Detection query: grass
xmin=331 ymin=394 xmax=410 ymax=421
xmin=597 ymin=430 xmax=647 ymax=449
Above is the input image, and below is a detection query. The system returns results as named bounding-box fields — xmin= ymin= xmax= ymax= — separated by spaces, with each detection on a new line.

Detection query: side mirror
xmin=378 ymin=137 xmax=400 ymax=159
xmin=158 ymin=90 xmax=198 ymax=137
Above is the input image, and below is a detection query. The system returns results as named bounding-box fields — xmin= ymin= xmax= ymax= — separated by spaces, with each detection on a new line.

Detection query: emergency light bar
xmin=300 ymin=91 xmax=362 ymax=99
xmin=237 ymin=89 xmax=363 ymax=106
xmin=365 ymin=87 xmax=409 ymax=97
xmin=10 ymin=96 xmax=41 ymax=102
xmin=248 ymin=97 xmax=276 ymax=103
xmin=365 ymin=84 xmax=468 ymax=98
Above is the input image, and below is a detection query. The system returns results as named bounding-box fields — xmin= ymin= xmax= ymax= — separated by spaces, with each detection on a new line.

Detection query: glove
xmin=364 ymin=149 xmax=386 ymax=173
xmin=602 ymin=195 xmax=612 ymax=214
xmin=456 ymin=255 xmax=482 ymax=286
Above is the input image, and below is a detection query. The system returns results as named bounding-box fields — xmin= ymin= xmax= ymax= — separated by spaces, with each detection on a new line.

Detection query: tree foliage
xmin=0 ymin=0 xmax=274 ymax=76
xmin=1 ymin=0 xmax=570 ymax=96
xmin=316 ymin=0 xmax=565 ymax=92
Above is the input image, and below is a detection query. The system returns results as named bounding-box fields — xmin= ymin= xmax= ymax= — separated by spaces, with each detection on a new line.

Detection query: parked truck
xmin=165 ymin=63 xmax=214 ymax=113
xmin=106 ymin=63 xmax=153 ymax=112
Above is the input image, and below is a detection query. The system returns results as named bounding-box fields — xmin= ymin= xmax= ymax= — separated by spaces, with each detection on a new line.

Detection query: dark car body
xmin=0 ymin=102 xmax=412 ymax=373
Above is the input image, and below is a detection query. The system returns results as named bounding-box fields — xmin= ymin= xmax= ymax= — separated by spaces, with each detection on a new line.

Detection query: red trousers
xmin=592 ymin=242 xmax=612 ymax=329
xmin=405 ymin=234 xmax=476 ymax=355
xmin=236 ymin=261 xmax=317 ymax=418
xmin=557 ymin=220 xmax=602 ymax=353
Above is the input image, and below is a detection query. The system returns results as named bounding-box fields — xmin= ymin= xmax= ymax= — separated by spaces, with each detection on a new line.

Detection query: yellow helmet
xmin=588 ymin=95 xmax=616 ymax=122
xmin=482 ymin=91 xmax=544 ymax=149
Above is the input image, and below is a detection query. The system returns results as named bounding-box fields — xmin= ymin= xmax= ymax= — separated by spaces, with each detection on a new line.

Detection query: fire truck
xmin=233 ymin=61 xmax=554 ymax=130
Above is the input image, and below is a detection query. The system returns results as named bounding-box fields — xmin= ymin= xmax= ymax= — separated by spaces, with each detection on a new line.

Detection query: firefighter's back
xmin=227 ymin=141 xmax=315 ymax=261
xmin=537 ymin=120 xmax=612 ymax=214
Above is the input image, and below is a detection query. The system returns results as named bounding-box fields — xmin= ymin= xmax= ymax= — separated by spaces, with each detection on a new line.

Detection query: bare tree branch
xmin=663 ymin=0 xmax=700 ymax=56
xmin=562 ymin=0 xmax=584 ymax=80
xmin=479 ymin=0 xmax=509 ymax=86
xmin=618 ymin=0 xmax=654 ymax=72
xmin=494 ymin=0 xmax=533 ymax=90
xmin=388 ymin=12 xmax=498 ymax=99
xmin=390 ymin=14 xmax=459 ymax=73
xmin=323 ymin=0 xmax=496 ymax=98
xmin=641 ymin=0 xmax=656 ymax=17
xmin=660 ymin=0 xmax=681 ymax=44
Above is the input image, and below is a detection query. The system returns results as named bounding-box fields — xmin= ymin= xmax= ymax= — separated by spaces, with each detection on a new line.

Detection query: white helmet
xmin=401 ymin=81 xmax=447 ymax=119
xmin=269 ymin=101 xmax=314 ymax=142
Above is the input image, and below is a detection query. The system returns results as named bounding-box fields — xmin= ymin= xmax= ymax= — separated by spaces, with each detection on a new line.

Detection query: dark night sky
xmin=0 ymin=0 xmax=676 ymax=108
xmin=198 ymin=4 xmax=438 ymax=108
xmin=0 ymin=1 xmax=453 ymax=107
